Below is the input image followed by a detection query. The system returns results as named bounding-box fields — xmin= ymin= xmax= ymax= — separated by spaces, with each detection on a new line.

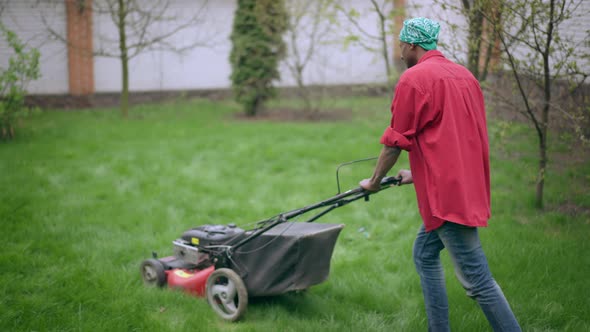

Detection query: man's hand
xmin=397 ymin=169 xmax=413 ymax=185
xmin=359 ymin=178 xmax=381 ymax=192
xmin=360 ymin=146 xmax=403 ymax=192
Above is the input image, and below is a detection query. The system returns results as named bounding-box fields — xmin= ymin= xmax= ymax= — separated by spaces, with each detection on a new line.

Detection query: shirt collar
xmin=418 ymin=50 xmax=444 ymax=64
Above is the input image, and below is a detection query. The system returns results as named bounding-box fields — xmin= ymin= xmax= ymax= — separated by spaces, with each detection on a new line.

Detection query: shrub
xmin=230 ymin=0 xmax=288 ymax=116
xmin=0 ymin=23 xmax=40 ymax=140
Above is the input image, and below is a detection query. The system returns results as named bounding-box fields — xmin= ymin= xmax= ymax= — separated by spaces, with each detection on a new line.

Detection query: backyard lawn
xmin=1 ymin=97 xmax=589 ymax=331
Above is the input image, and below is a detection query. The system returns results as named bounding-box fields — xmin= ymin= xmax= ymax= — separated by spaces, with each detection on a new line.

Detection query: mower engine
xmin=173 ymin=223 xmax=245 ymax=265
xmin=140 ymin=223 xmax=245 ymax=296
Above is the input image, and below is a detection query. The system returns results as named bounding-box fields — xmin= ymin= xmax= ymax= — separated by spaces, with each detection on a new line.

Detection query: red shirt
xmin=381 ymin=50 xmax=490 ymax=231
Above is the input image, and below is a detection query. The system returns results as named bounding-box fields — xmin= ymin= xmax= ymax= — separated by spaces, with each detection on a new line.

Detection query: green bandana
xmin=399 ymin=17 xmax=440 ymax=51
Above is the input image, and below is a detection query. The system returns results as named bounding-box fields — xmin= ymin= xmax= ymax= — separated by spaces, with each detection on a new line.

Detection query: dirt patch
xmin=552 ymin=201 xmax=590 ymax=219
xmin=233 ymin=108 xmax=353 ymax=122
xmin=550 ymin=149 xmax=590 ymax=173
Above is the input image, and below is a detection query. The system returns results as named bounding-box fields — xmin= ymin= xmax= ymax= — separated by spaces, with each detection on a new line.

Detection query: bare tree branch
xmin=283 ymin=0 xmax=338 ymax=113
xmin=335 ymin=0 xmax=395 ymax=81
xmin=41 ymin=0 xmax=212 ymax=117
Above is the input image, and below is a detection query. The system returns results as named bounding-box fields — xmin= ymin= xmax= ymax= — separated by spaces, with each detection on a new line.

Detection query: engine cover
xmin=180 ymin=224 xmax=245 ymax=247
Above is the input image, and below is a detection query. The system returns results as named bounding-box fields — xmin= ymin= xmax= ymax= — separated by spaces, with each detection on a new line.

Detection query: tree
xmin=0 ymin=23 xmax=41 ymax=140
xmin=432 ymin=0 xmax=501 ymax=81
xmin=45 ymin=0 xmax=210 ymax=118
xmin=335 ymin=0 xmax=400 ymax=83
xmin=283 ymin=0 xmax=338 ymax=113
xmin=487 ymin=0 xmax=589 ymax=208
xmin=230 ymin=0 xmax=288 ymax=116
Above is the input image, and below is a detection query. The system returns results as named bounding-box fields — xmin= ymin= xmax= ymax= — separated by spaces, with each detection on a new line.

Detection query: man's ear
xmin=410 ymin=44 xmax=417 ymax=50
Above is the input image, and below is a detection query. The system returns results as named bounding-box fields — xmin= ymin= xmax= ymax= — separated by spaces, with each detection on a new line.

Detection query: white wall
xmin=548 ymin=0 xmax=590 ymax=76
xmin=0 ymin=1 xmax=69 ymax=94
xmin=1 ymin=0 xmax=587 ymax=95
xmin=93 ymin=0 xmax=392 ymax=93
xmin=279 ymin=0 xmax=392 ymax=88
xmin=406 ymin=0 xmax=589 ymax=75
xmin=2 ymin=0 xmax=452 ymax=96
xmin=93 ymin=0 xmax=236 ymax=92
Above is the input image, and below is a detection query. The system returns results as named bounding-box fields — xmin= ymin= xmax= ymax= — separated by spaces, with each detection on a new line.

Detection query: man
xmin=360 ymin=17 xmax=521 ymax=332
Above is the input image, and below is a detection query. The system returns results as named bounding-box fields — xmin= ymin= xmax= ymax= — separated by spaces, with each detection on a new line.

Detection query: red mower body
xmin=165 ymin=265 xmax=215 ymax=296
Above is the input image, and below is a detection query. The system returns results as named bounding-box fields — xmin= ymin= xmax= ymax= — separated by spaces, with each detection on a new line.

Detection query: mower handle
xmin=280 ymin=175 xmax=402 ymax=220
xmin=379 ymin=175 xmax=402 ymax=188
xmin=228 ymin=175 xmax=402 ymax=252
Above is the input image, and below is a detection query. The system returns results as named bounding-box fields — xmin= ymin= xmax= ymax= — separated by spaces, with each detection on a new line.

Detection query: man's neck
xmin=415 ymin=47 xmax=429 ymax=62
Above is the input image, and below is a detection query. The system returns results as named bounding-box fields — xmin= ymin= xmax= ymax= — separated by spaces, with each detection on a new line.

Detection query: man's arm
xmin=359 ymin=145 xmax=402 ymax=192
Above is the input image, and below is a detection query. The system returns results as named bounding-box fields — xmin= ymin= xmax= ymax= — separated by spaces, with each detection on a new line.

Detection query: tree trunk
xmin=536 ymin=69 xmax=551 ymax=209
xmin=247 ymin=96 xmax=261 ymax=117
xmin=479 ymin=24 xmax=495 ymax=82
xmin=536 ymin=130 xmax=547 ymax=209
xmin=536 ymin=68 xmax=551 ymax=209
xmin=373 ymin=0 xmax=391 ymax=82
xmin=467 ymin=6 xmax=484 ymax=80
xmin=480 ymin=4 xmax=503 ymax=82
xmin=295 ymin=65 xmax=313 ymax=113
xmin=121 ymin=52 xmax=129 ymax=118
xmin=379 ymin=20 xmax=391 ymax=81
xmin=535 ymin=0 xmax=556 ymax=209
xmin=118 ymin=0 xmax=129 ymax=118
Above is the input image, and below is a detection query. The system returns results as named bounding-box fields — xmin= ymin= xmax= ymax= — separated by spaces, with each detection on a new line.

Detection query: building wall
xmin=2 ymin=0 xmax=395 ymax=95
xmin=1 ymin=0 xmax=587 ymax=96
xmin=92 ymin=0 xmax=237 ymax=92
xmin=93 ymin=0 xmax=391 ymax=93
xmin=279 ymin=0 xmax=393 ymax=87
xmin=548 ymin=0 xmax=590 ymax=78
xmin=406 ymin=0 xmax=589 ymax=75
xmin=0 ymin=1 xmax=69 ymax=94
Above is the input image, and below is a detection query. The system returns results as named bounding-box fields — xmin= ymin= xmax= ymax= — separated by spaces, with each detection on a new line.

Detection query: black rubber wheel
xmin=140 ymin=259 xmax=167 ymax=287
xmin=206 ymin=268 xmax=248 ymax=321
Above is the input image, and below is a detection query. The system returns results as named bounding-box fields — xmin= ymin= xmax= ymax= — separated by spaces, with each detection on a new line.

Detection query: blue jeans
xmin=413 ymin=222 xmax=521 ymax=332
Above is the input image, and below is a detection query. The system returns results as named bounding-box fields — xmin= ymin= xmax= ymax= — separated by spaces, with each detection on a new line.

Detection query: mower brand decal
xmin=191 ymin=237 xmax=199 ymax=245
xmin=174 ymin=270 xmax=194 ymax=278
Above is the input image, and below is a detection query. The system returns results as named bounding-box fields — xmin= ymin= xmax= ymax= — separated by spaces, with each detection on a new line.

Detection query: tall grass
xmin=1 ymin=97 xmax=589 ymax=331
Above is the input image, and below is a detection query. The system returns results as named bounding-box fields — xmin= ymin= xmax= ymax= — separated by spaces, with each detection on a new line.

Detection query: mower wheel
xmin=206 ymin=268 xmax=248 ymax=321
xmin=140 ymin=259 xmax=167 ymax=287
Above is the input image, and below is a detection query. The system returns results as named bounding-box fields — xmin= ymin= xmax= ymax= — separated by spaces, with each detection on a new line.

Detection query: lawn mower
xmin=140 ymin=164 xmax=400 ymax=321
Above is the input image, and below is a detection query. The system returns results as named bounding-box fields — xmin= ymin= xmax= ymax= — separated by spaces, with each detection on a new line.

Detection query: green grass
xmin=1 ymin=97 xmax=589 ymax=331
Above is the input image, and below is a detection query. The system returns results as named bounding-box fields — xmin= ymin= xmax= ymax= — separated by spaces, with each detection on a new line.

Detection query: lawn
xmin=1 ymin=96 xmax=589 ymax=331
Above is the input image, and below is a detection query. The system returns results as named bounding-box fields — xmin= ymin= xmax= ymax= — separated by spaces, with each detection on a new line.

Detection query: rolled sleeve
xmin=381 ymin=77 xmax=433 ymax=152
xmin=380 ymin=127 xmax=413 ymax=151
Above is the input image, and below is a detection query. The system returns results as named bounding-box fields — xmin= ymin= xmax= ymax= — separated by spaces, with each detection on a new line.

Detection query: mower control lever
xmin=361 ymin=176 xmax=401 ymax=201
xmin=380 ymin=175 xmax=402 ymax=188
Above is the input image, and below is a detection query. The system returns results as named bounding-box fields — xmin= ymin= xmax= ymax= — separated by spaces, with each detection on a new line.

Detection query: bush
xmin=0 ymin=23 xmax=40 ymax=140
xmin=230 ymin=0 xmax=288 ymax=116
